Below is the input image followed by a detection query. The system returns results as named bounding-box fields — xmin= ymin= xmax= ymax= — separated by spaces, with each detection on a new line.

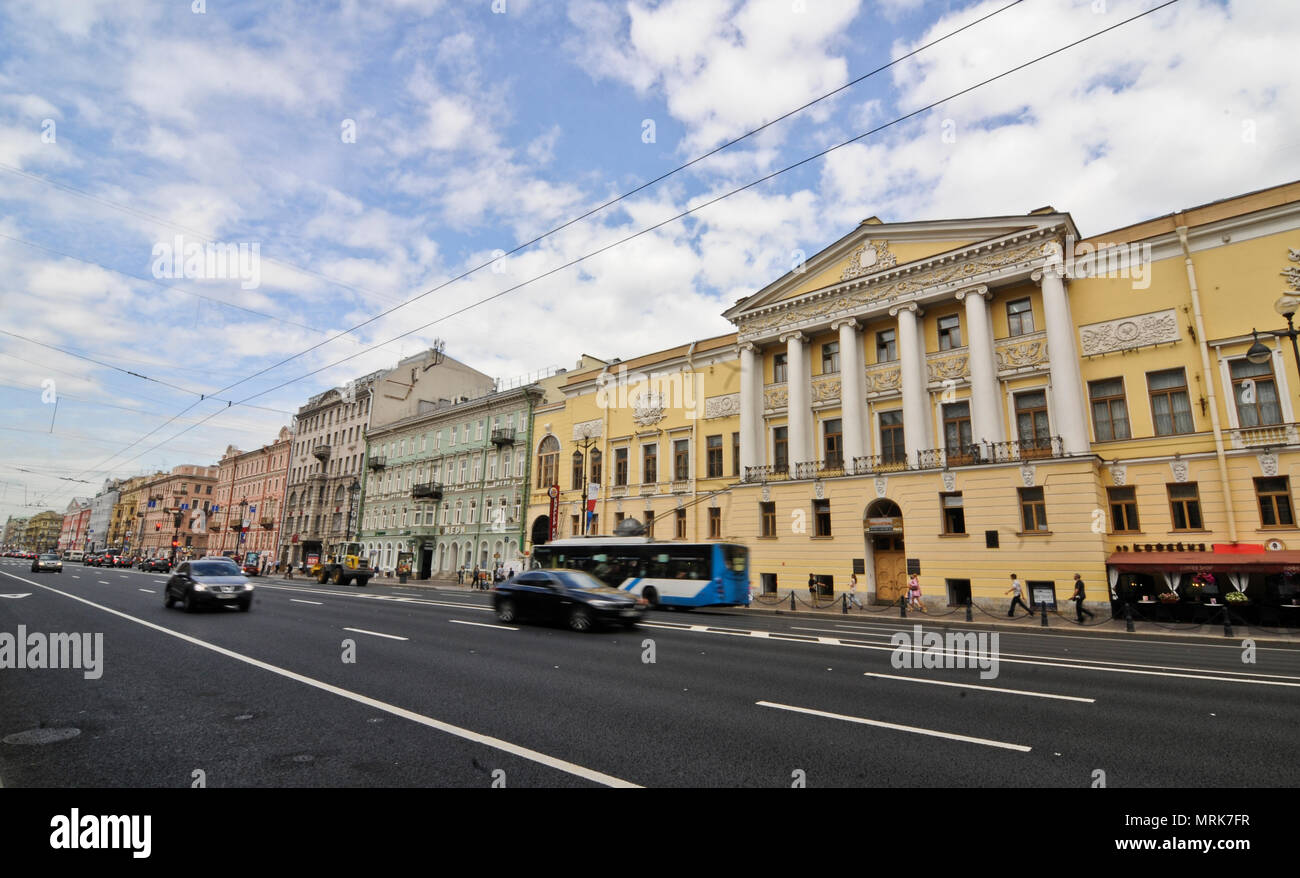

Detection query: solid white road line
xmin=450 ymin=619 xmax=518 ymax=631
xmin=259 ymin=583 xmax=490 ymax=612
xmin=290 ymin=599 xmax=323 ymax=606
xmin=342 ymin=627 xmax=409 ymax=641
xmin=0 ymin=569 xmax=639 ymax=789
xmin=757 ymin=701 xmax=1032 ymax=752
xmin=642 ymin=621 xmax=1300 ymax=686
xmin=862 ymin=672 xmax=1096 ymax=703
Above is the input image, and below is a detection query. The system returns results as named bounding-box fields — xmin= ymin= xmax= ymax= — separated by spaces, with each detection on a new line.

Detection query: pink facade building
xmin=58 ymin=499 xmax=91 ymax=552
xmin=212 ymin=427 xmax=291 ymax=568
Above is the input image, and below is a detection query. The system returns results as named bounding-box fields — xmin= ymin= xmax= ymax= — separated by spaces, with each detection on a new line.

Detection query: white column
xmin=781 ymin=330 xmax=810 ymax=476
xmin=833 ymin=318 xmax=867 ymax=472
xmin=956 ymin=285 xmax=1004 ymax=447
xmin=739 ymin=343 xmax=762 ymax=478
xmin=1034 ymin=260 xmax=1089 ymax=455
xmin=889 ymin=303 xmax=927 ymax=467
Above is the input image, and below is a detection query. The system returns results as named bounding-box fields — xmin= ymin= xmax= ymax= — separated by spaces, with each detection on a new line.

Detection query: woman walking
xmin=907 ymin=573 xmax=927 ymax=613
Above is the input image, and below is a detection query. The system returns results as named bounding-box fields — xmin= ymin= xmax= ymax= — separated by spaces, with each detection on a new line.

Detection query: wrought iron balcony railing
xmin=490 ymin=427 xmax=517 ymax=446
xmin=851 ymin=454 xmax=911 ymax=474
xmin=367 ymin=455 xmax=386 ymax=470
xmin=743 ymin=464 xmax=789 ymax=483
xmin=411 ymin=482 xmax=443 ymax=501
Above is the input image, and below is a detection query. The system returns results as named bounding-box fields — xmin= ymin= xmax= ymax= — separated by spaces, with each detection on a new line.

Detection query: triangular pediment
xmin=724 ymin=213 xmax=1076 ymax=323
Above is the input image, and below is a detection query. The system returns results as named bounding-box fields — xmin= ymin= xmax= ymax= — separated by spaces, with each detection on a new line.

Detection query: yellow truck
xmin=310 ymin=542 xmax=373 ymax=587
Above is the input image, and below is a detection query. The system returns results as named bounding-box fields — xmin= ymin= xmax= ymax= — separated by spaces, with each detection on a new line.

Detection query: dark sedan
xmin=141 ymin=557 xmax=172 ymax=573
xmin=163 ymin=559 xmax=253 ymax=612
xmin=493 ymin=569 xmax=646 ymax=631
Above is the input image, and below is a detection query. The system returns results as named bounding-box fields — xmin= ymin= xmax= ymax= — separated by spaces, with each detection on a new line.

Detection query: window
xmin=1256 ymin=477 xmax=1294 ymax=527
xmin=673 ymin=438 xmax=690 ymax=481
xmin=1108 ymin=487 xmax=1140 ymax=532
xmin=614 ymin=511 xmax=625 ymax=529
xmin=644 ymin=509 xmax=655 ymax=533
xmin=707 ymin=435 xmax=723 ymax=478
xmin=615 ymin=448 xmax=629 ymax=486
xmin=813 ymin=499 xmax=831 ymax=537
xmin=879 ymin=410 xmax=904 ymax=464
xmin=937 ymin=314 xmax=962 ymax=350
xmin=572 ymin=451 xmax=584 ymax=490
xmin=1015 ymin=390 xmax=1051 ymax=455
xmin=773 ymin=353 xmax=788 ymax=383
xmin=708 ymin=507 xmax=721 ymax=539
xmin=1168 ymin=483 xmax=1203 ymax=530
xmin=941 ymin=492 xmax=965 ymax=534
xmin=590 ymin=449 xmax=602 ymax=485
xmin=1090 ymin=378 xmax=1131 ymax=441
xmin=1148 ymin=369 xmax=1194 ymax=436
xmin=459 ymin=459 xmax=468 ymax=483
xmin=1232 ymin=358 xmax=1283 ymax=427
xmin=536 ymin=435 xmax=559 ymax=488
xmin=876 ymin=329 xmax=897 ymax=363
xmin=642 ymin=444 xmax=657 ymax=484
xmin=943 ymin=402 xmax=973 ymax=462
xmin=732 ymin=432 xmax=740 ymax=477
xmin=675 ymin=508 xmax=686 ymax=539
xmin=488 ymin=455 xmax=496 ymax=480
xmin=1019 ymin=487 xmax=1048 ymax=532
xmin=571 ymin=514 xmax=581 ymax=536
xmin=823 ymin=418 xmax=842 ymax=468
xmin=1006 ymin=298 xmax=1034 ymax=336
xmin=760 ymin=502 xmax=776 ymax=537
xmin=822 ymin=341 xmax=840 ymax=374
xmin=773 ymin=427 xmax=788 ymax=469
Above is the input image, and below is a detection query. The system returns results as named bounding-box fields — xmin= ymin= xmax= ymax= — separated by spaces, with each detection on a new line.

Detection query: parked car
xmin=142 ymin=557 xmax=172 ymax=573
xmin=31 ymin=553 xmax=63 ymax=573
xmin=493 ymin=569 xmax=646 ymax=631
xmin=163 ymin=559 xmax=253 ymax=612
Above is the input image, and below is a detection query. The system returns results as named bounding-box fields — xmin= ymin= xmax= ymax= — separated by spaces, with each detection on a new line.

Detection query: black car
xmin=493 ymin=569 xmax=646 ymax=631
xmin=141 ymin=557 xmax=172 ymax=573
xmin=164 ymin=559 xmax=253 ymax=612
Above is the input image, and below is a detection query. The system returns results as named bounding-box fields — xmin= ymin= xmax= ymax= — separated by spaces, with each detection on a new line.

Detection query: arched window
xmin=468 ymin=500 xmax=477 ymax=524
xmin=288 ymin=492 xmax=297 ymax=508
xmin=537 ymin=435 xmax=560 ymax=488
xmin=454 ymin=501 xmax=463 ymax=525
xmin=334 ymin=485 xmax=345 ymax=503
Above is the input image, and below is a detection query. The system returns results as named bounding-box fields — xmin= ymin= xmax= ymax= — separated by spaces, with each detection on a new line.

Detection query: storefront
xmin=1106 ymin=549 xmax=1300 ymax=625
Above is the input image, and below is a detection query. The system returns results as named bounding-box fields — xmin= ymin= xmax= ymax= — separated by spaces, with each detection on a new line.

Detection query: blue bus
xmin=532 ymin=537 xmax=750 ymax=608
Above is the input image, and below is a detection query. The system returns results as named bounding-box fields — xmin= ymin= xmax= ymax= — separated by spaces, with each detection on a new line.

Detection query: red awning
xmin=1107 ymin=551 xmax=1300 ymax=574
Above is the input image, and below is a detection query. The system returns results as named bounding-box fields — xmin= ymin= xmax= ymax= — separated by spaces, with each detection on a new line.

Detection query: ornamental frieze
xmin=811 ymin=376 xmax=841 ymax=404
xmin=926 ymin=351 xmax=969 ymax=382
xmin=995 ymin=334 xmax=1048 ymax=370
xmin=1078 ymin=309 xmax=1179 ymax=356
xmin=1284 ymin=248 xmax=1300 ymax=292
xmin=703 ymin=393 xmax=741 ymax=419
xmin=737 ymin=241 xmax=1047 ymax=336
xmin=632 ymin=392 xmax=666 ymax=426
xmin=763 ymin=385 xmax=788 ymax=410
xmin=572 ymin=419 xmax=603 ymax=440
xmin=865 ymin=365 xmax=901 ymax=393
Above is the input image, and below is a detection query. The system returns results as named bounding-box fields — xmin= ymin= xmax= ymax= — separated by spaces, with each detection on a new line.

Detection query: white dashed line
xmin=342 ymin=627 xmax=408 ymax=641
xmin=757 ymin=701 xmax=1032 ymax=752
xmin=138 ymin=589 xmax=155 ymax=594
xmin=862 ymin=672 xmax=1095 ymax=703
xmin=450 ymin=619 xmax=518 ymax=631
xmin=290 ymin=599 xmax=323 ymax=605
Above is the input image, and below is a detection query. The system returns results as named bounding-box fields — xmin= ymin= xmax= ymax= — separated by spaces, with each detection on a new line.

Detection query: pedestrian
xmin=472 ymin=565 xmax=481 ymax=590
xmin=1071 ymin=573 xmax=1094 ymax=623
xmin=847 ymin=572 xmax=863 ymax=609
xmin=808 ymin=573 xmax=817 ymax=602
xmin=1006 ymin=573 xmax=1032 ymax=617
xmin=908 ymin=573 xmax=927 ymax=613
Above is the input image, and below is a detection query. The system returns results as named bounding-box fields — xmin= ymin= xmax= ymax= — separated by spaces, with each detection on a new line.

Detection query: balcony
xmin=670 ymin=479 xmax=691 ymax=493
xmin=743 ymin=464 xmax=789 ymax=483
xmin=490 ymin=427 xmax=517 ymax=446
xmin=851 ymin=454 xmax=910 ymax=474
xmin=259 ymin=517 xmax=275 ymax=529
xmin=411 ymin=483 xmax=443 ymax=502
xmin=312 ymin=444 xmax=332 ymax=463
xmin=367 ymin=455 xmax=386 ymax=471
xmin=1230 ymin=422 xmax=1300 ymax=449
xmin=918 ymin=437 xmax=1065 ymax=469
xmin=639 ymin=482 xmax=657 ymax=495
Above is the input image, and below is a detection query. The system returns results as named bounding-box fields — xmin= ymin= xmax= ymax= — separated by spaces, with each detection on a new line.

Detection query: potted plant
xmin=1224 ymin=589 xmax=1250 ymax=605
xmin=1157 ymin=591 xmax=1180 ymax=604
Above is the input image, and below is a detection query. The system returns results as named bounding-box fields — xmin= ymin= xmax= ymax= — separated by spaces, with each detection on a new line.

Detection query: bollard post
xmin=790 ymin=592 xmax=796 ymax=612
xmin=1125 ymin=602 xmax=1134 ymax=633
xmin=1040 ymin=600 xmax=1049 ymax=627
xmin=966 ymin=596 xmax=973 ymax=622
xmin=1222 ymin=605 xmax=1233 ymax=638
xmin=900 ymin=594 xmax=907 ymax=618
xmin=841 ymin=594 xmax=848 ymax=614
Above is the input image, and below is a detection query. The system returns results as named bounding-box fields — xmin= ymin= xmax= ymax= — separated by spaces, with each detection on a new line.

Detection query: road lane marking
xmin=259 ymin=583 xmax=490 ymax=611
xmin=290 ymin=599 xmax=323 ymax=605
xmin=342 ymin=627 xmax=408 ymax=641
xmin=138 ymin=589 xmax=155 ymax=594
xmin=0 ymin=570 xmax=639 ymax=789
xmin=862 ymin=672 xmax=1096 ymax=703
xmin=98 ymin=580 xmax=109 ymax=584
xmin=640 ymin=621 xmax=1300 ymax=686
xmin=450 ymin=619 xmax=518 ymax=631
xmin=757 ymin=701 xmax=1032 ymax=752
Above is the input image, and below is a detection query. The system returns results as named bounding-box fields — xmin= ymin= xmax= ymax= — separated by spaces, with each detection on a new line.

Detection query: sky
xmin=0 ymin=0 xmax=1295 ymax=523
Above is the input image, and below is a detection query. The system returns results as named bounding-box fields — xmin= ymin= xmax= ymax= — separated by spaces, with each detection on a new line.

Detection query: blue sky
xmin=0 ymin=0 xmax=1293 ymax=522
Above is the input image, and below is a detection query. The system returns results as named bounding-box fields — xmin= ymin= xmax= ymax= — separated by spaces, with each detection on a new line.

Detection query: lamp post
xmin=237 ymin=499 xmax=248 ymax=560
xmin=1247 ymin=294 xmax=1300 ymax=374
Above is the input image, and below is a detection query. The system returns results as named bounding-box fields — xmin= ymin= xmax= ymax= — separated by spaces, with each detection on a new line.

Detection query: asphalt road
xmin=2 ymin=558 xmax=1297 ymax=787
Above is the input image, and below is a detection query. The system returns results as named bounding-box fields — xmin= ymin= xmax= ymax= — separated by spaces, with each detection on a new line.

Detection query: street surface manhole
xmin=4 ymin=727 xmax=82 ymax=745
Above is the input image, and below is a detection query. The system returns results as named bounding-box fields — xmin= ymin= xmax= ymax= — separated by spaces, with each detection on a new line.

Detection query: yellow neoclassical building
xmin=529 ymin=181 xmax=1300 ymax=614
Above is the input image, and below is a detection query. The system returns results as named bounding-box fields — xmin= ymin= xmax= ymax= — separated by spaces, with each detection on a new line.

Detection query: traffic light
xmin=171 ymin=539 xmax=179 ymax=548
xmin=155 ymin=522 xmax=162 ymax=531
